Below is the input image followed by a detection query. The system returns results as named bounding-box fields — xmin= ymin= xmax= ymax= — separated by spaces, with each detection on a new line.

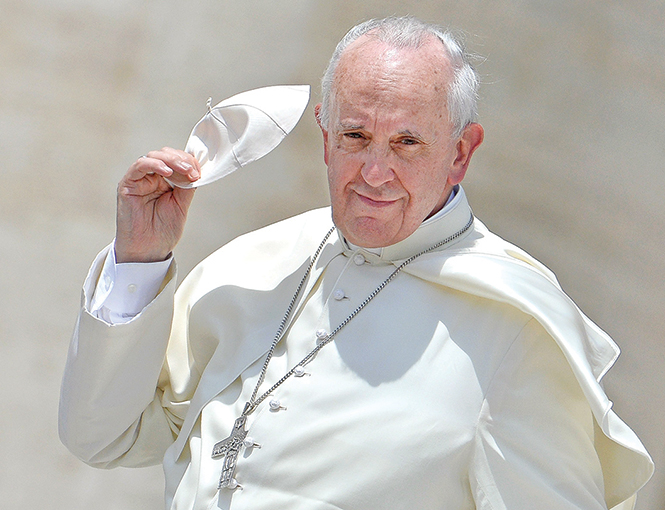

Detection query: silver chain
xmin=245 ymin=226 xmax=335 ymax=413
xmin=242 ymin=213 xmax=473 ymax=416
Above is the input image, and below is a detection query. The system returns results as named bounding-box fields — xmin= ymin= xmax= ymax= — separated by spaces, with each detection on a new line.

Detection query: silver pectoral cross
xmin=211 ymin=416 xmax=248 ymax=489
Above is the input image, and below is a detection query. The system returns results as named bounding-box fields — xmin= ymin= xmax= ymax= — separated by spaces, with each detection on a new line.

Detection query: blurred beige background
xmin=1 ymin=0 xmax=663 ymax=508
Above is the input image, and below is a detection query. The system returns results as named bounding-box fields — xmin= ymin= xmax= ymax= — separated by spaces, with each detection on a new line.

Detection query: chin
xmin=333 ymin=207 xmax=407 ymax=248
xmin=345 ymin=223 xmax=403 ymax=248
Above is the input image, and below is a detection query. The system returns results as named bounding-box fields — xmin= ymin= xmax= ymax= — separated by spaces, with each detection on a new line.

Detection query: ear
xmin=448 ymin=123 xmax=484 ymax=186
xmin=314 ymin=103 xmax=330 ymax=165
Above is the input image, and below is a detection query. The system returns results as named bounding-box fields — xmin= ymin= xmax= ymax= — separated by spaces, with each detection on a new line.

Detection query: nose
xmin=360 ymin=150 xmax=395 ymax=188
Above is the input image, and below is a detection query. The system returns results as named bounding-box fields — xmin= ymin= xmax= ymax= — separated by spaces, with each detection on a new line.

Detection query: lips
xmin=354 ymin=191 xmax=400 ymax=208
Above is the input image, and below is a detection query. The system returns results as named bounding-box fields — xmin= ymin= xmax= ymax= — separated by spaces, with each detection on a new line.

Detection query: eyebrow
xmin=336 ymin=123 xmax=425 ymax=140
xmin=337 ymin=121 xmax=365 ymax=131
xmin=398 ymin=129 xmax=423 ymax=139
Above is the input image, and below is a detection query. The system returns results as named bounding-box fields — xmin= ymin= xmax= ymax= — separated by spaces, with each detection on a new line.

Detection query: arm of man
xmin=59 ymin=149 xmax=200 ymax=467
xmin=59 ymin=246 xmax=179 ymax=467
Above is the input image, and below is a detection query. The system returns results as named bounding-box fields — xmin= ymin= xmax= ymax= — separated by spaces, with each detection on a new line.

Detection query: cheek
xmin=326 ymin=164 xmax=349 ymax=207
xmin=401 ymin=166 xmax=448 ymax=207
xmin=327 ymin=155 xmax=357 ymax=191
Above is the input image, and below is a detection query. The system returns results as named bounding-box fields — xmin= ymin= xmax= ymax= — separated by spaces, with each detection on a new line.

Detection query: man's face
xmin=317 ymin=36 xmax=481 ymax=248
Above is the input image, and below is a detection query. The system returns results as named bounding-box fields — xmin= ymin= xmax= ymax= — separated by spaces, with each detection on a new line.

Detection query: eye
xmin=394 ymin=136 xmax=423 ymax=148
xmin=344 ymin=132 xmax=365 ymax=139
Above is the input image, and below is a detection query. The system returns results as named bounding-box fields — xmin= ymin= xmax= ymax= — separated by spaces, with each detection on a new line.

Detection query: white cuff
xmin=90 ymin=241 xmax=172 ymax=324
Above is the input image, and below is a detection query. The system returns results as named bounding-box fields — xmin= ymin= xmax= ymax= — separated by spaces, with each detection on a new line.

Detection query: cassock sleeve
xmin=58 ymin=244 xmax=184 ymax=468
xmin=470 ymin=318 xmax=611 ymax=510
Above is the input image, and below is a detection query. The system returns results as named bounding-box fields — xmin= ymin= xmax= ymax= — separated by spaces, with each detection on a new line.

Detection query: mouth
xmin=354 ymin=191 xmax=399 ymax=208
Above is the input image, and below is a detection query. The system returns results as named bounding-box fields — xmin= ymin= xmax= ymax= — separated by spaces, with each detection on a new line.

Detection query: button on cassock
xmin=269 ymin=399 xmax=286 ymax=411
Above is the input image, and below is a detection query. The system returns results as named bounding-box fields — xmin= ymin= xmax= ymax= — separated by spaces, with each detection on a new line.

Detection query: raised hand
xmin=115 ymin=147 xmax=201 ymax=263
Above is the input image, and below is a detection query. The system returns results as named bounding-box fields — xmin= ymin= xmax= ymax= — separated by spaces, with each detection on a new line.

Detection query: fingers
xmin=148 ymin=147 xmax=201 ymax=183
xmin=127 ymin=148 xmax=201 ymax=184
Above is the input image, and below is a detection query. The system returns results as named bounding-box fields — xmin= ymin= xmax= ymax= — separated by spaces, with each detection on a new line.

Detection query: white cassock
xmin=59 ymin=187 xmax=652 ymax=510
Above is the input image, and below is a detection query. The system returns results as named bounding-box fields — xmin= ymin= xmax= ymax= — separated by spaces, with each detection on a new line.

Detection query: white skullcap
xmin=168 ymin=84 xmax=310 ymax=188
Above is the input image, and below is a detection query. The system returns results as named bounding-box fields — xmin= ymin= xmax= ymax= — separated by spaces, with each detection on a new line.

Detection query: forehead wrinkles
xmin=332 ymin=43 xmax=451 ymax=131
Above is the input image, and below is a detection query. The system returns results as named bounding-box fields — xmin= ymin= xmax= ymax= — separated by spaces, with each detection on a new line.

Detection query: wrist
xmin=114 ymin=242 xmax=172 ymax=264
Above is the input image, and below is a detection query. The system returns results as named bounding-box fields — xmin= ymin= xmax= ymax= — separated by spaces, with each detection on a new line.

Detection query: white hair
xmin=319 ymin=16 xmax=479 ymax=138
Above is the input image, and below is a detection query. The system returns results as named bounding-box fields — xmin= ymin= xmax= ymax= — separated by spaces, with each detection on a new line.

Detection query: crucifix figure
xmin=211 ymin=415 xmax=248 ymax=489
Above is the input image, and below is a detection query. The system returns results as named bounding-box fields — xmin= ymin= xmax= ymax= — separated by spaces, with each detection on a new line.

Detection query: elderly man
xmin=59 ymin=16 xmax=652 ymax=510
